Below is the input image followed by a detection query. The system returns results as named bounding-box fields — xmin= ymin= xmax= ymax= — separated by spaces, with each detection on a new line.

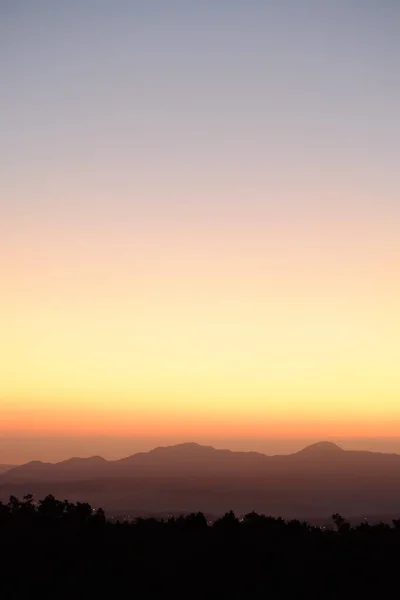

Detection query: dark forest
xmin=1 ymin=494 xmax=399 ymax=599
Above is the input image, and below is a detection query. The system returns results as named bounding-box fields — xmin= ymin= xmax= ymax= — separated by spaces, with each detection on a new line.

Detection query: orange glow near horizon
xmin=2 ymin=407 xmax=400 ymax=440
xmin=2 ymin=210 xmax=400 ymax=441
xmin=2 ymin=1 xmax=400 ymax=465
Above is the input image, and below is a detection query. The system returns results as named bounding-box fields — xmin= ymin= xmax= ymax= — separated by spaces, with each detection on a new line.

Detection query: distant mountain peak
xmin=60 ymin=455 xmax=107 ymax=464
xmin=151 ymin=442 xmax=217 ymax=454
xmin=298 ymin=441 xmax=344 ymax=455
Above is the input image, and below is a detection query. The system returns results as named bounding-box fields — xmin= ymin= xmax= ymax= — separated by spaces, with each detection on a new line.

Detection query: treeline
xmin=1 ymin=495 xmax=400 ymax=599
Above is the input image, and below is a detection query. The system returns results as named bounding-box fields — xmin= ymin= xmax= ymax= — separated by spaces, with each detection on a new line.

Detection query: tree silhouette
xmin=332 ymin=513 xmax=350 ymax=532
xmin=0 ymin=495 xmax=399 ymax=598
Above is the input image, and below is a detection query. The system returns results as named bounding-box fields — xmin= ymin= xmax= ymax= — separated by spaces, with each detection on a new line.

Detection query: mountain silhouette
xmin=2 ymin=442 xmax=400 ymax=520
xmin=0 ymin=464 xmax=14 ymax=474
xmin=295 ymin=441 xmax=344 ymax=455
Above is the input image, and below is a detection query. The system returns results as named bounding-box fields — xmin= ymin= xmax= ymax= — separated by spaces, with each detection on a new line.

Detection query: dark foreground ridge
xmin=1 ymin=494 xmax=400 ymax=599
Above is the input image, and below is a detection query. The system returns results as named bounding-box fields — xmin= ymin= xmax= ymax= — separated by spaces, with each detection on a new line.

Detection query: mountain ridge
xmin=3 ymin=440 xmax=400 ymax=479
xmin=0 ymin=464 xmax=15 ymax=475
xmin=2 ymin=442 xmax=400 ymax=519
xmin=1 ymin=440 xmax=351 ymax=473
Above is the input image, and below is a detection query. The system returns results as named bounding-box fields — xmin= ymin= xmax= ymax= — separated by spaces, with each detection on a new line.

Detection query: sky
xmin=1 ymin=1 xmax=400 ymax=462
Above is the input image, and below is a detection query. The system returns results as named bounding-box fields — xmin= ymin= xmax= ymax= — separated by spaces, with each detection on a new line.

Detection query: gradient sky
xmin=1 ymin=1 xmax=400 ymax=459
